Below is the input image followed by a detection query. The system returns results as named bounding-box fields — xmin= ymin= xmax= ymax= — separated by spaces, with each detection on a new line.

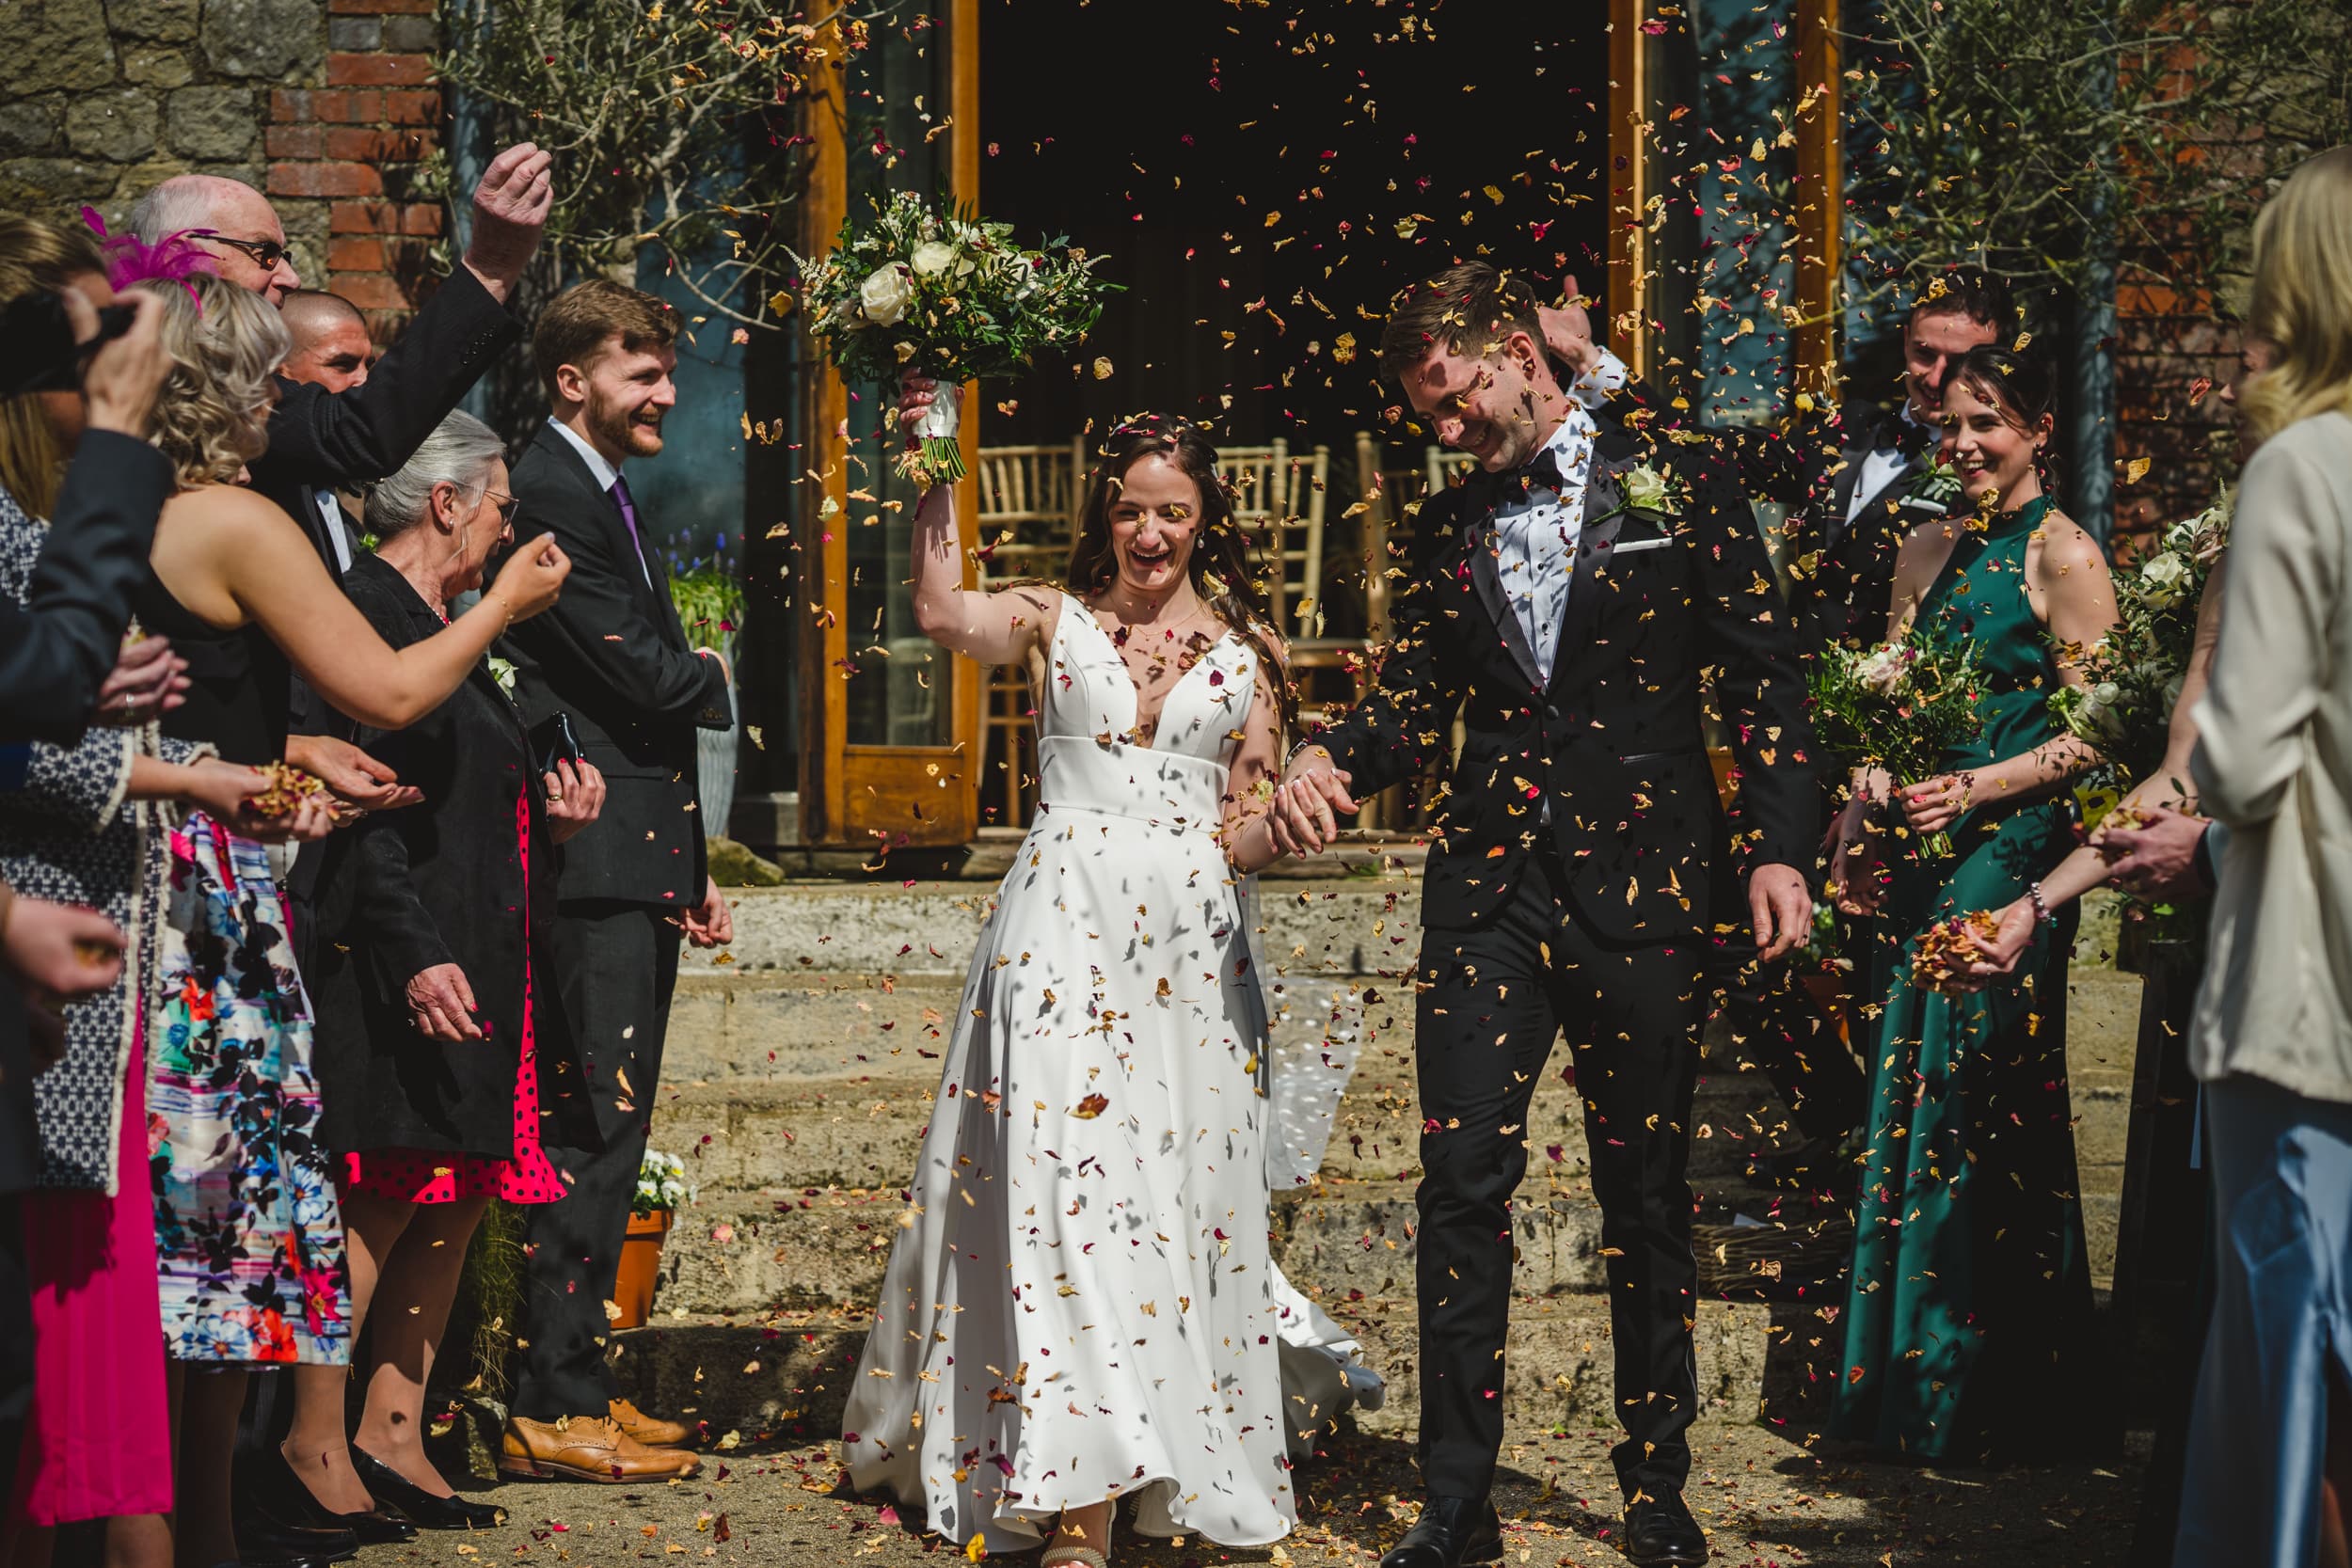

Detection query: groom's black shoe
xmin=1623 ymin=1489 xmax=1708 ymax=1566
xmin=1378 ymin=1494 xmax=1502 ymax=1568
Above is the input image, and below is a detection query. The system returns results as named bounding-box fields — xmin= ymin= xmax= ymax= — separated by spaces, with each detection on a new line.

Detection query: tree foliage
xmin=433 ymin=0 xmax=909 ymax=326
xmin=1845 ymin=0 xmax=2352 ymax=315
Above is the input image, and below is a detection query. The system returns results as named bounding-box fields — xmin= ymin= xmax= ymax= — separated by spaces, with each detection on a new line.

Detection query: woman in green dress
xmin=1825 ymin=344 xmax=2120 ymax=1462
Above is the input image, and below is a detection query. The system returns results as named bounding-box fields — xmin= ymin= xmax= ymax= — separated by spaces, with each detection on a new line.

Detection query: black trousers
xmin=511 ymin=900 xmax=682 ymax=1422
xmin=1702 ymin=908 xmax=1866 ymax=1148
xmin=1413 ymin=848 xmax=1704 ymax=1504
xmin=0 ymin=1198 xmax=30 ymax=1496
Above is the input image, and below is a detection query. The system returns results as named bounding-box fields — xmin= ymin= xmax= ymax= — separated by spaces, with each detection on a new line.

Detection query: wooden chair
xmin=1216 ymin=440 xmax=1332 ymax=641
xmin=974 ymin=440 xmax=1085 ymax=827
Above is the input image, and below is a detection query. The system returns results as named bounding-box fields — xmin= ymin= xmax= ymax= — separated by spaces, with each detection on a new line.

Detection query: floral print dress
xmin=150 ymin=809 xmax=351 ymax=1364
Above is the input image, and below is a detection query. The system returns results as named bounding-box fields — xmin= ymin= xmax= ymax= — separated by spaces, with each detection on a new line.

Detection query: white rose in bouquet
xmin=1856 ymin=643 xmax=1912 ymax=696
xmin=910 ymin=240 xmax=959 ymax=280
xmin=2137 ymin=550 xmax=2189 ymax=609
xmin=859 ymin=263 xmax=914 ymax=326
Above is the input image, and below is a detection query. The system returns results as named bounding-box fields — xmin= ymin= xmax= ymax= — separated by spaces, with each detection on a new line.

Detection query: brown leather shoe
xmin=609 ymin=1398 xmax=694 ymax=1449
xmin=499 ymin=1417 xmax=702 ymax=1483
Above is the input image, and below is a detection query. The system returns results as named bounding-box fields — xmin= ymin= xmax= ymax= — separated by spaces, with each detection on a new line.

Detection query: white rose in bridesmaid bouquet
xmin=859 ymin=263 xmax=914 ymax=326
xmin=910 ymin=240 xmax=959 ymax=282
xmin=2137 ymin=549 xmax=2188 ymax=609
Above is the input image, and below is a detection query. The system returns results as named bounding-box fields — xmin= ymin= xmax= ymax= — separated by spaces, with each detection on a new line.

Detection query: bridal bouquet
xmin=1808 ymin=629 xmax=1987 ymax=858
xmin=2048 ymin=489 xmax=2232 ymax=818
xmin=791 ymin=190 xmax=1116 ymax=485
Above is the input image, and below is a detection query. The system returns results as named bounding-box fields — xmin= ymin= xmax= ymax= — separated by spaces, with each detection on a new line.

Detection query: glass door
xmin=799 ymin=0 xmax=982 ymax=848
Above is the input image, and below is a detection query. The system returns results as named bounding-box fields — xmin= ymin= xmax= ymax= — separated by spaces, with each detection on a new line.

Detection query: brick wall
xmin=267 ymin=0 xmax=443 ymax=340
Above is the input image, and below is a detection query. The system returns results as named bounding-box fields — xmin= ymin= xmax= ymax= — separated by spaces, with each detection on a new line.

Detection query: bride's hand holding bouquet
xmin=792 ymin=190 xmax=1117 ymax=487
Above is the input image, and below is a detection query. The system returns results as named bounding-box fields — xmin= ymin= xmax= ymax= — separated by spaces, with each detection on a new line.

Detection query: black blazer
xmin=263 ymin=264 xmax=520 ymax=736
xmin=496 ymin=423 xmax=731 ymax=907
xmin=304 ymin=555 xmax=595 ymax=1161
xmin=0 ymin=431 xmax=174 ymax=746
xmin=1312 ymin=419 xmax=1818 ymax=942
xmin=1736 ymin=402 xmax=1941 ymax=654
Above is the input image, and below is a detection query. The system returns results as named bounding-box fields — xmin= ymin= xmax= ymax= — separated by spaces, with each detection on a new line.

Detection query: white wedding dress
xmin=844 ymin=595 xmax=1311 ymax=1549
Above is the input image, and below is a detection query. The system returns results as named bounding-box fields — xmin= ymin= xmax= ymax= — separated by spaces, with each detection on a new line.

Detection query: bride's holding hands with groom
xmin=842 ymin=261 xmax=1817 ymax=1568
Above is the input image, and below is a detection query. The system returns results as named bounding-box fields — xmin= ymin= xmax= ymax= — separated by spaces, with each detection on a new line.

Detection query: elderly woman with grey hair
xmin=253 ymin=410 xmax=609 ymax=1536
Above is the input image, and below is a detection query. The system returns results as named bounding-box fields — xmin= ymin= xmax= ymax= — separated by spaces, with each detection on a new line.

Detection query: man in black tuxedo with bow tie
xmin=1272 ymin=263 xmax=1818 ymax=1568
xmin=495 ymin=279 xmax=735 ymax=1483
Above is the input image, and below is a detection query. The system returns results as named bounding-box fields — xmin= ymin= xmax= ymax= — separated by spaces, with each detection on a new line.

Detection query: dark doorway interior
xmin=977 ymin=0 xmax=1612 ymax=456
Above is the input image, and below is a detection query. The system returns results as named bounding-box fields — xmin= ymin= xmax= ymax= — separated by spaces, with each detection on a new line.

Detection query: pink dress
xmin=339 ymin=791 xmax=564 ymax=1206
xmin=11 ymin=1013 xmax=171 ymax=1523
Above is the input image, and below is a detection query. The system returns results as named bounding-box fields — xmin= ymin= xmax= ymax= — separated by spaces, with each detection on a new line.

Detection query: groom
xmin=1274 ymin=263 xmax=1817 ymax=1568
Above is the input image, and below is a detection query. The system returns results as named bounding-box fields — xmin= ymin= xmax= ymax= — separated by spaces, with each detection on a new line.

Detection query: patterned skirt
xmin=149 ymin=809 xmax=352 ymax=1365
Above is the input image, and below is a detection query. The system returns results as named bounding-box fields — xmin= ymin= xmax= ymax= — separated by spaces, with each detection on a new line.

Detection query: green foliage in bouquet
xmin=2049 ymin=490 xmax=2232 ymax=809
xmin=1809 ymin=629 xmax=1989 ymax=857
xmin=789 ymin=190 xmax=1118 ymax=483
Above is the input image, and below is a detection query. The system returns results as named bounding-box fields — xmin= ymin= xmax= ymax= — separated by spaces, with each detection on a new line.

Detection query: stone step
xmin=605 ymin=1292 xmax=1777 ymax=1446
xmin=713 ymin=877 xmax=1424 ymax=978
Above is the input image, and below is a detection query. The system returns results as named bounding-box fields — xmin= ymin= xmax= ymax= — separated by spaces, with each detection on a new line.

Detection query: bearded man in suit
xmin=1271 ymin=262 xmax=1819 ymax=1568
xmin=495 ymin=279 xmax=734 ymax=1484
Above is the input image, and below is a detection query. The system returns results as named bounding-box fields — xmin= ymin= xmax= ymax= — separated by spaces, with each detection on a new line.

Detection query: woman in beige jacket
xmin=2176 ymin=145 xmax=2352 ymax=1568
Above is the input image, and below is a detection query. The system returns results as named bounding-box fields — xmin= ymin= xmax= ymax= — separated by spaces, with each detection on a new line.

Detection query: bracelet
xmin=2027 ymin=880 xmax=2056 ymax=927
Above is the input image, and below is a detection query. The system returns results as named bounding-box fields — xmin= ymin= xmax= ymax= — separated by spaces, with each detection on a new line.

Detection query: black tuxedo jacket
xmin=1740 ymin=402 xmax=1941 ymax=654
xmin=1313 ymin=420 xmax=1817 ymax=942
xmin=261 ymin=265 xmax=521 ymax=735
xmin=497 ymin=423 xmax=731 ymax=908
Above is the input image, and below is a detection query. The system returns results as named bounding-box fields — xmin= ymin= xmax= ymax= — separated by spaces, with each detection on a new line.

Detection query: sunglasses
xmin=199 ymin=233 xmax=293 ymax=271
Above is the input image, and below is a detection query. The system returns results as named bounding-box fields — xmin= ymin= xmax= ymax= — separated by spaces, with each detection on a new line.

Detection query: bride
xmin=843 ymin=386 xmax=1364 ymax=1564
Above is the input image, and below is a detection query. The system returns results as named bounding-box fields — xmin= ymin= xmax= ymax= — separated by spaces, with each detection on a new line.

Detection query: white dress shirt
xmin=1848 ymin=403 xmax=1928 ymax=526
xmin=316 ymin=489 xmax=354 ymax=575
xmin=546 ymin=415 xmax=650 ymax=585
xmin=1487 ymin=348 xmax=1626 ymax=684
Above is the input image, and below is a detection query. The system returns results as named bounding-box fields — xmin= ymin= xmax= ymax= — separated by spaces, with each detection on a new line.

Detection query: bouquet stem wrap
xmin=913 ymin=379 xmax=965 ymax=487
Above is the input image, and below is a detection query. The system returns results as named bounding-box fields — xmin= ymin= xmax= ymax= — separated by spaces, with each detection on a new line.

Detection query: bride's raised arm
xmin=900 ymin=374 xmax=1058 ymax=665
xmin=1219 ymin=635 xmax=1294 ymax=875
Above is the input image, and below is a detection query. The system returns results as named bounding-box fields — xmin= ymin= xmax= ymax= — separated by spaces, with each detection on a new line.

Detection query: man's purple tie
xmin=609 ymin=474 xmax=651 ymax=582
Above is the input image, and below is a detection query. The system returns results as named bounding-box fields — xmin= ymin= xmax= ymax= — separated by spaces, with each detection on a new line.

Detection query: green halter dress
xmin=1828 ymin=495 xmax=2103 ymax=1463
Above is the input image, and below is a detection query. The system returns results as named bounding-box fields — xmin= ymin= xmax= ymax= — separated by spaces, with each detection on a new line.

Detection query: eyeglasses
xmin=481 ymin=488 xmax=521 ymax=527
xmin=199 ymin=233 xmax=293 ymax=272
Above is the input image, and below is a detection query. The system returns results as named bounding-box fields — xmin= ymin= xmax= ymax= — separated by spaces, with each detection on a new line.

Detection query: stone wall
xmin=0 ymin=0 xmax=442 ymax=339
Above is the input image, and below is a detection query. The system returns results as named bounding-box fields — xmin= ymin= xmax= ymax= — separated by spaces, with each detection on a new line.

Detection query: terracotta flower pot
xmin=612 ymin=1209 xmax=674 ymax=1330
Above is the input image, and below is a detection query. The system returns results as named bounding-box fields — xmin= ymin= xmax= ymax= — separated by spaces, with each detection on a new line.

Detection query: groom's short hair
xmin=1378 ymin=262 xmax=1543 ymax=382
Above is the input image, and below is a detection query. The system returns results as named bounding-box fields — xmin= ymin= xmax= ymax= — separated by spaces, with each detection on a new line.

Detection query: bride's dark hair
xmin=1062 ymin=412 xmax=1296 ymax=739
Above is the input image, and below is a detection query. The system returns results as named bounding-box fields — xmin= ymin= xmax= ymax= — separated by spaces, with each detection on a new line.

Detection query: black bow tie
xmin=1489 ymin=448 xmax=1565 ymax=498
xmin=1875 ymin=414 xmax=1935 ymax=459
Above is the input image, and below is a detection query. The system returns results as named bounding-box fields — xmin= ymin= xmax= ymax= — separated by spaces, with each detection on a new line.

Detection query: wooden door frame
xmin=798 ymin=0 xmax=984 ymax=848
xmin=1606 ymin=0 xmax=1842 ymax=394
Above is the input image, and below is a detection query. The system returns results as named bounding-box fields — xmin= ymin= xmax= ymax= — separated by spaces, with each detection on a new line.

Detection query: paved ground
xmin=374 ymin=1412 xmax=2149 ymax=1568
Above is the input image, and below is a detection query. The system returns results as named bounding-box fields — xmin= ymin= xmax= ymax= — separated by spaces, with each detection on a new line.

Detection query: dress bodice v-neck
xmin=1029 ymin=593 xmax=1258 ymax=835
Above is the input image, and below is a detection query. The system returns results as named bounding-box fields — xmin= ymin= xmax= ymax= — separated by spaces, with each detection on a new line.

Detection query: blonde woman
xmin=124 ymin=272 xmax=568 ymax=1568
xmin=2173 ymin=145 xmax=2352 ymax=1568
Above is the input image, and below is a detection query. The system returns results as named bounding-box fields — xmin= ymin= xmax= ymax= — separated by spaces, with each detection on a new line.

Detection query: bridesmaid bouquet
xmin=2048 ymin=489 xmax=2232 ymax=819
xmin=1809 ymin=629 xmax=1988 ymax=859
xmin=790 ymin=190 xmax=1117 ymax=486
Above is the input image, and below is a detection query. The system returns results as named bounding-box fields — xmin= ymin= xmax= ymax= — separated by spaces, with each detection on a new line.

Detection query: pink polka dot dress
xmin=340 ymin=789 xmax=565 ymax=1206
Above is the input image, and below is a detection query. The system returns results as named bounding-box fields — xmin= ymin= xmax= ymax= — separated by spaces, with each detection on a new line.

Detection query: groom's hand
xmin=1748 ymin=862 xmax=1813 ymax=961
xmin=1268 ymin=751 xmax=1359 ymax=856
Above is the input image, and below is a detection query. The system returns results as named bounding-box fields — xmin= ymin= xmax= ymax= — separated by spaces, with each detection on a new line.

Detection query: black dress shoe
xmin=350 ymin=1447 xmax=506 ymax=1531
xmin=242 ymin=1445 xmax=421 ymax=1544
xmin=233 ymin=1510 xmax=357 ymax=1567
xmin=1378 ymin=1495 xmax=1502 ymax=1568
xmin=1623 ymin=1490 xmax=1708 ymax=1566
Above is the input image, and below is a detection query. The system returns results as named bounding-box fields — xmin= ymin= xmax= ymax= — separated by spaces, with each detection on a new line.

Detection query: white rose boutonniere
xmin=1620 ymin=463 xmax=1679 ymax=517
xmin=858 ymin=263 xmax=914 ymax=326
xmin=486 ymin=655 xmax=517 ymax=701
